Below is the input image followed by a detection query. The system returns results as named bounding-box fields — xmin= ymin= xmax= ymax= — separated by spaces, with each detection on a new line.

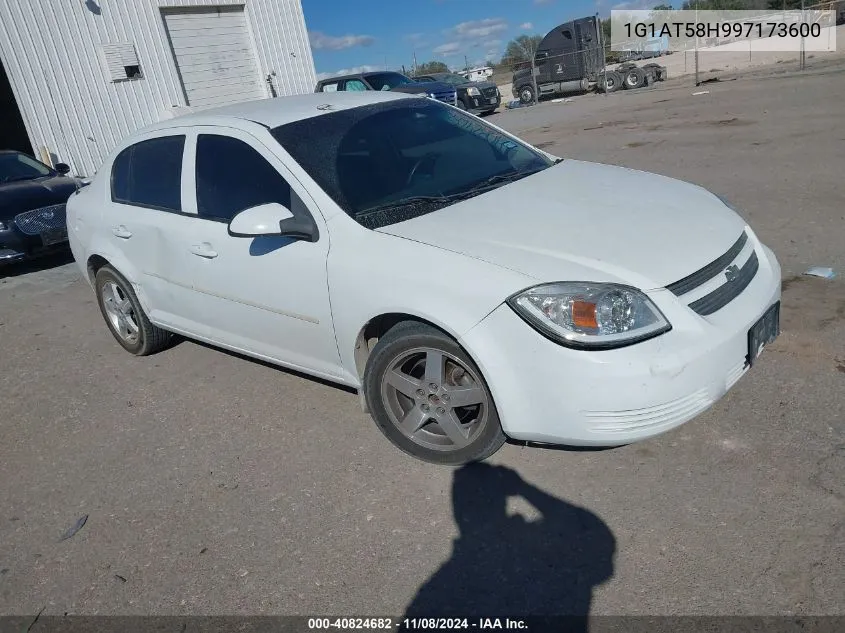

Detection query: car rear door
xmin=105 ymin=130 xmax=200 ymax=332
xmin=179 ymin=126 xmax=343 ymax=380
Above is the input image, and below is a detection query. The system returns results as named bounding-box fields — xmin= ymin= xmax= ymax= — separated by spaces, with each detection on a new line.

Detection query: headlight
xmin=0 ymin=221 xmax=7 ymax=231
xmin=507 ymin=282 xmax=671 ymax=349
xmin=467 ymin=87 xmax=481 ymax=96
xmin=428 ymin=93 xmax=436 ymax=99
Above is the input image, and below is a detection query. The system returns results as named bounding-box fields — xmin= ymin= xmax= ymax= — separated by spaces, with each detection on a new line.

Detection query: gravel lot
xmin=1 ymin=62 xmax=843 ymax=618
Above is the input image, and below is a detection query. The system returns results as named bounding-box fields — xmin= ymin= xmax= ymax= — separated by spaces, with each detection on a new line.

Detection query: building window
xmin=100 ymin=43 xmax=143 ymax=82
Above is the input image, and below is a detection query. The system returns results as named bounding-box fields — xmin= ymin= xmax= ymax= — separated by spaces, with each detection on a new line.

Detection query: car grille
xmin=14 ymin=204 xmax=67 ymax=235
xmin=481 ymin=86 xmax=499 ymax=99
xmin=428 ymin=89 xmax=457 ymax=105
xmin=666 ymin=230 xmax=759 ymax=316
xmin=688 ymin=252 xmax=759 ymax=316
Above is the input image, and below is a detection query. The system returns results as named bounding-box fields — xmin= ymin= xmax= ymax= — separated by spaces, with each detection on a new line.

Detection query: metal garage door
xmin=163 ymin=6 xmax=265 ymax=109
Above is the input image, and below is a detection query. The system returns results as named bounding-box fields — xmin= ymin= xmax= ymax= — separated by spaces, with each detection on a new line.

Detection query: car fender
xmin=326 ymin=218 xmax=536 ymax=383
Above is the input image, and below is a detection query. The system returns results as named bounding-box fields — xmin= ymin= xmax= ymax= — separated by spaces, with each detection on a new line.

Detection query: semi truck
xmin=511 ymin=16 xmax=667 ymax=104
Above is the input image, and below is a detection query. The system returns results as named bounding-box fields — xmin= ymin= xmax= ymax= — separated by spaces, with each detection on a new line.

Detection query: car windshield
xmin=437 ymin=74 xmax=469 ymax=86
xmin=365 ymin=72 xmax=413 ymax=91
xmin=272 ymin=99 xmax=553 ymax=229
xmin=0 ymin=152 xmax=53 ymax=184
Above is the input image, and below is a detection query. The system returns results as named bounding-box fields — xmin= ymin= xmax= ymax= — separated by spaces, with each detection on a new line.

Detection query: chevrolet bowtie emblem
xmin=724 ymin=264 xmax=740 ymax=282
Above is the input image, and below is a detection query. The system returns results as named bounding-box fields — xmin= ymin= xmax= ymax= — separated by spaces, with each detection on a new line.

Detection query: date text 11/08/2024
xmin=308 ymin=618 xmax=529 ymax=630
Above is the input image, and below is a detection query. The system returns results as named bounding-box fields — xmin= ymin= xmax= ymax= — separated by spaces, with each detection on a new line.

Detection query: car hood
xmin=0 ymin=176 xmax=79 ymax=220
xmin=458 ymin=80 xmax=498 ymax=91
xmin=393 ymin=81 xmax=455 ymax=95
xmin=376 ymin=160 xmax=747 ymax=291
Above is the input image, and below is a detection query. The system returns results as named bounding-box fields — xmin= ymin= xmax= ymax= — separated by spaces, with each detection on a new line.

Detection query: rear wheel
xmin=363 ymin=322 xmax=506 ymax=465
xmin=623 ymin=67 xmax=647 ymax=90
xmin=94 ymin=265 xmax=172 ymax=356
xmin=600 ymin=71 xmax=623 ymax=93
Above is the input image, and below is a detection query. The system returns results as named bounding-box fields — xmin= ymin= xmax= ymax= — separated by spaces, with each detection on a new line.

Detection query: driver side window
xmin=195 ymin=134 xmax=291 ymax=221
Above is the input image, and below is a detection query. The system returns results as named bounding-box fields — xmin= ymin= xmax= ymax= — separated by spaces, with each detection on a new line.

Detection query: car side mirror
xmin=55 ymin=163 xmax=71 ymax=175
xmin=228 ymin=202 xmax=318 ymax=242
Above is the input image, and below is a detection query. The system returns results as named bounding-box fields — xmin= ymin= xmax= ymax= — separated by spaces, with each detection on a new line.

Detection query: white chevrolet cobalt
xmin=67 ymin=91 xmax=781 ymax=464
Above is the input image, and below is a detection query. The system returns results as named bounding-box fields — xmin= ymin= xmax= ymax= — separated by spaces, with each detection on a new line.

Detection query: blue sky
xmin=301 ymin=0 xmax=629 ymax=78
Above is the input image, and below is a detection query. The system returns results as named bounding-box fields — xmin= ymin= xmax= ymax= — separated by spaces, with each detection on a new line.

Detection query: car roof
xmin=138 ymin=91 xmax=415 ymax=134
xmin=317 ymin=70 xmax=403 ymax=84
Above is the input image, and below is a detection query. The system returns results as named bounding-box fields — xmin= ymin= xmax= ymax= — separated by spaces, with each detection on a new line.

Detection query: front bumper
xmin=0 ymin=206 xmax=70 ymax=264
xmin=460 ymin=241 xmax=782 ymax=446
xmin=465 ymin=92 xmax=501 ymax=111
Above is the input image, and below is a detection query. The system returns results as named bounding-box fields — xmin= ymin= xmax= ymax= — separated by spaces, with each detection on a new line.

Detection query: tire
xmin=623 ymin=67 xmax=647 ymax=90
xmin=518 ymin=84 xmax=535 ymax=105
xmin=94 ymin=265 xmax=172 ymax=356
xmin=363 ymin=321 xmax=507 ymax=465
xmin=599 ymin=71 xmax=622 ymax=93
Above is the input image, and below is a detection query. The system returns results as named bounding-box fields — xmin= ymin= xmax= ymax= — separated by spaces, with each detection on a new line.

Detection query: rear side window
xmin=319 ymin=81 xmax=339 ymax=93
xmin=195 ymin=134 xmax=291 ymax=221
xmin=111 ymin=135 xmax=185 ymax=212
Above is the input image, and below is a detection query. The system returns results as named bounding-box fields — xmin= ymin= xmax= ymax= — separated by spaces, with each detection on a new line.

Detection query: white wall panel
xmin=0 ymin=0 xmax=316 ymax=176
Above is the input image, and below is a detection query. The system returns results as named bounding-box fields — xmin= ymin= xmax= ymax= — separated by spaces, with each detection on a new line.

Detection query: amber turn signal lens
xmin=571 ymin=300 xmax=598 ymax=329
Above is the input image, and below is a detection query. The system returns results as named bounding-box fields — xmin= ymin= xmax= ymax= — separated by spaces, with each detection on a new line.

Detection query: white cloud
xmin=520 ymin=22 xmax=534 ymax=30
xmin=611 ymin=0 xmax=654 ymax=9
xmin=309 ymin=31 xmax=375 ymax=51
xmin=433 ymin=42 xmax=462 ymax=56
xmin=450 ymin=18 xmax=508 ymax=39
xmin=315 ymin=65 xmax=384 ymax=81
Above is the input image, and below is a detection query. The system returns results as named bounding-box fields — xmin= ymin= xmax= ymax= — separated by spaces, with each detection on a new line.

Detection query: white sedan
xmin=67 ymin=91 xmax=781 ymax=464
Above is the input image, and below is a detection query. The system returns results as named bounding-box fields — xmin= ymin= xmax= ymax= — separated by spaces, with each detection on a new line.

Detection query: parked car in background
xmin=68 ymin=91 xmax=781 ymax=465
xmin=0 ymin=150 xmax=79 ymax=264
xmin=414 ymin=72 xmax=501 ymax=114
xmin=314 ymin=71 xmax=457 ymax=106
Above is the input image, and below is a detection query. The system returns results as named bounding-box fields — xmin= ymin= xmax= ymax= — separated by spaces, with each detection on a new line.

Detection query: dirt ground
xmin=1 ymin=61 xmax=843 ymax=619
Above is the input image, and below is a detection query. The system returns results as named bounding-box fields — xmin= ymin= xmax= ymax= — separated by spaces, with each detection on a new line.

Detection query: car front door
xmin=105 ymin=131 xmax=199 ymax=331
xmin=181 ymin=127 xmax=343 ymax=380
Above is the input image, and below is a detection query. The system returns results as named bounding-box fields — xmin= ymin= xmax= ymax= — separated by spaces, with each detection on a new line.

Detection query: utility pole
xmin=694 ymin=0 xmax=700 ymax=86
xmin=800 ymin=0 xmax=806 ymax=70
xmin=413 ymin=51 xmax=417 ymax=76
xmin=596 ymin=13 xmax=608 ymax=98
xmin=464 ymin=55 xmax=469 ymax=74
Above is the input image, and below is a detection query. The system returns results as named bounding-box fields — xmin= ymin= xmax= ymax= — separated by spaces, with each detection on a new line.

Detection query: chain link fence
xmin=483 ymin=0 xmax=843 ymax=105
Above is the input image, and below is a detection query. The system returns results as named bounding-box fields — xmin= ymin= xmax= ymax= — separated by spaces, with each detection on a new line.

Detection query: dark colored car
xmin=414 ymin=72 xmax=501 ymax=114
xmin=314 ymin=71 xmax=457 ymax=107
xmin=0 ymin=150 xmax=80 ymax=264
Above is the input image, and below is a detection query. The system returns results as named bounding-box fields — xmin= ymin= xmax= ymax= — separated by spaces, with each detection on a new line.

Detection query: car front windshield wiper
xmin=356 ymin=195 xmax=456 ymax=219
xmin=459 ymin=167 xmax=547 ymax=196
xmin=356 ymin=167 xmax=551 ymax=221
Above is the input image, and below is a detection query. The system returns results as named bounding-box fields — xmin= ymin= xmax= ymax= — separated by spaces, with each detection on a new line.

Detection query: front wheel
xmin=518 ymin=85 xmax=535 ymax=105
xmin=363 ymin=322 xmax=506 ymax=465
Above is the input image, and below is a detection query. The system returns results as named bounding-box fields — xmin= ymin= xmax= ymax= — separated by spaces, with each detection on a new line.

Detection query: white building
xmin=0 ymin=0 xmax=316 ymax=176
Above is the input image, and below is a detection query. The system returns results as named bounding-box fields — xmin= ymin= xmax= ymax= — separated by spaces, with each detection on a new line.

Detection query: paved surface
xmin=1 ymin=63 xmax=844 ymax=618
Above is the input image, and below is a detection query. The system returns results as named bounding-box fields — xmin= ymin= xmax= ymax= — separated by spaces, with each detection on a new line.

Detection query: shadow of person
xmin=402 ymin=463 xmax=615 ymax=630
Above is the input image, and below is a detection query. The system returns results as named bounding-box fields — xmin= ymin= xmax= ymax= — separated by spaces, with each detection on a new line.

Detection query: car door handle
xmin=111 ymin=225 xmax=132 ymax=239
xmin=189 ymin=243 xmax=218 ymax=259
